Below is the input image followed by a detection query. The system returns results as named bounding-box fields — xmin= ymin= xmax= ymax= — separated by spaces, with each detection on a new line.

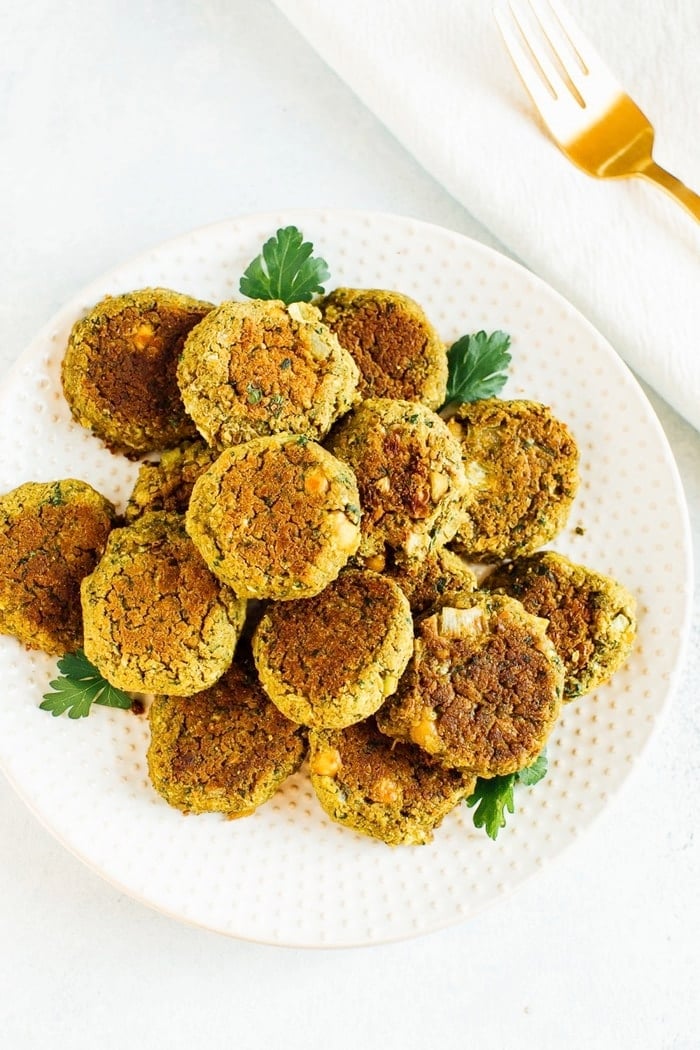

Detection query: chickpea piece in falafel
xmin=0 ymin=479 xmax=115 ymax=655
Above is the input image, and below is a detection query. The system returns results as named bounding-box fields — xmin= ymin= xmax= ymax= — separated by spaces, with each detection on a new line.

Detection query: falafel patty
xmin=319 ymin=288 xmax=447 ymax=409
xmin=147 ymin=656 xmax=307 ymax=817
xmin=377 ymin=594 xmax=564 ymax=777
xmin=186 ymin=435 xmax=361 ymax=601
xmin=124 ymin=439 xmax=219 ymax=524
xmin=484 ymin=551 xmax=637 ymax=700
xmin=81 ymin=512 xmax=246 ymax=695
xmin=252 ymin=570 xmax=413 ymax=729
xmin=61 ymin=288 xmax=212 ymax=455
xmin=374 ymin=547 xmax=477 ymax=616
xmin=177 ymin=299 xmax=359 ymax=449
xmin=0 ymin=479 xmax=115 ymax=655
xmin=447 ymin=399 xmax=579 ymax=561
xmin=308 ymin=718 xmax=475 ymax=846
xmin=327 ymin=398 xmax=468 ymax=561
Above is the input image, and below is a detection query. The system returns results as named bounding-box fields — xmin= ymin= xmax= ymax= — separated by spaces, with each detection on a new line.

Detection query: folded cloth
xmin=272 ymin=0 xmax=700 ymax=431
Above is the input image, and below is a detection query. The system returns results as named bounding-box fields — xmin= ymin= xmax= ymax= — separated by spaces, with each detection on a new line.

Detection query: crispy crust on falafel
xmin=81 ymin=511 xmax=246 ymax=695
xmin=484 ymin=551 xmax=637 ymax=699
xmin=61 ymin=288 xmax=212 ymax=455
xmin=147 ymin=656 xmax=307 ymax=816
xmin=372 ymin=547 xmax=477 ymax=615
xmin=319 ymin=288 xmax=447 ymax=409
xmin=177 ymin=299 xmax=359 ymax=449
xmin=252 ymin=570 xmax=413 ymax=729
xmin=186 ymin=435 xmax=361 ymax=601
xmin=377 ymin=593 xmax=564 ymax=777
xmin=447 ymin=399 xmax=579 ymax=561
xmin=309 ymin=718 xmax=475 ymax=846
xmin=0 ymin=479 xmax=115 ymax=655
xmin=327 ymin=398 xmax=468 ymax=560
xmin=124 ymin=440 xmax=218 ymax=524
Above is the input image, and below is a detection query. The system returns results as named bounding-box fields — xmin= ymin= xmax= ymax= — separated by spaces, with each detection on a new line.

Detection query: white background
xmin=1 ymin=2 xmax=699 ymax=1047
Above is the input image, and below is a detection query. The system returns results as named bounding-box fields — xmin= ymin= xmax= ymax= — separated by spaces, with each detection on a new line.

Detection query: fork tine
xmin=526 ymin=0 xmax=587 ymax=103
xmin=494 ymin=0 xmax=584 ymax=136
xmin=494 ymin=2 xmax=559 ymax=115
xmin=540 ymin=0 xmax=621 ymax=88
xmin=503 ymin=0 xmax=583 ymax=106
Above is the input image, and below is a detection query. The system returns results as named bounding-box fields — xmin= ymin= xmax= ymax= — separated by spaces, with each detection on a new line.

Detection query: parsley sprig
xmin=239 ymin=226 xmax=330 ymax=304
xmin=441 ymin=330 xmax=511 ymax=412
xmin=40 ymin=650 xmax=132 ymax=719
xmin=466 ymin=751 xmax=548 ymax=840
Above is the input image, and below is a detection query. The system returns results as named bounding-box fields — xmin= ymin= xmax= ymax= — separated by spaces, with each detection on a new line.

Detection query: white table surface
xmin=1 ymin=2 xmax=698 ymax=1047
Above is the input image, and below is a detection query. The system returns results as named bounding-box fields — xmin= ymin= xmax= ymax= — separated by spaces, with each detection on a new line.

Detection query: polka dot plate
xmin=0 ymin=211 xmax=692 ymax=946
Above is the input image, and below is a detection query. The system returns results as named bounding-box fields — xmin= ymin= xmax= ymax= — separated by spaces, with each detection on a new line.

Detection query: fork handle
xmin=638 ymin=161 xmax=700 ymax=223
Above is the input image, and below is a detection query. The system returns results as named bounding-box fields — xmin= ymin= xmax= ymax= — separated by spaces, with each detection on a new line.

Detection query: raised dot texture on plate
xmin=0 ymin=210 xmax=692 ymax=947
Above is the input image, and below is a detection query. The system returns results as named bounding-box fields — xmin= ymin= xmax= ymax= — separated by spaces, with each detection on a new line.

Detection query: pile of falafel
xmin=0 ymin=285 xmax=637 ymax=846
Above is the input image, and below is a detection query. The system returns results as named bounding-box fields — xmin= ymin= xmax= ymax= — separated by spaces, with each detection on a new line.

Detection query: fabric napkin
xmin=272 ymin=0 xmax=700 ymax=432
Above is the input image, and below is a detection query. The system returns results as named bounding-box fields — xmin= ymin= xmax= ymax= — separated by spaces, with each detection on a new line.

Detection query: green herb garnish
xmin=239 ymin=226 xmax=330 ymax=304
xmin=40 ymin=650 xmax=132 ymax=719
xmin=466 ymin=750 xmax=548 ymax=840
xmin=47 ymin=482 xmax=65 ymax=506
xmin=269 ymin=393 xmax=285 ymax=417
xmin=246 ymin=382 xmax=263 ymax=404
xmin=442 ymin=330 xmax=511 ymax=412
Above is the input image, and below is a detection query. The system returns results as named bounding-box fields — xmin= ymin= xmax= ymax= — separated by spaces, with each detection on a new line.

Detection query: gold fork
xmin=494 ymin=0 xmax=700 ymax=222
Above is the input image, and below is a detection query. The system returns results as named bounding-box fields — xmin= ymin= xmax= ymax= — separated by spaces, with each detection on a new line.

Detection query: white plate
xmin=0 ymin=210 xmax=692 ymax=947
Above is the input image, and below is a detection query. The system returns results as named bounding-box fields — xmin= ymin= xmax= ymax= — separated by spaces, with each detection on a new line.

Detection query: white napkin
xmin=272 ymin=0 xmax=700 ymax=432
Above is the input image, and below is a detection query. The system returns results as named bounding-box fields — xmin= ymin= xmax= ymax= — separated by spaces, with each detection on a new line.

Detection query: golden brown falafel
xmin=377 ymin=594 xmax=564 ymax=777
xmin=373 ymin=547 xmax=477 ymax=615
xmin=147 ymin=655 xmax=307 ymax=817
xmin=484 ymin=551 xmax=637 ymax=700
xmin=447 ymin=399 xmax=579 ymax=561
xmin=309 ymin=718 xmax=475 ymax=846
xmin=186 ymin=434 xmax=361 ymax=601
xmin=0 ymin=479 xmax=115 ymax=655
xmin=252 ymin=570 xmax=413 ymax=729
xmin=61 ymin=288 xmax=212 ymax=455
xmin=124 ymin=440 xmax=219 ymax=524
xmin=81 ymin=512 xmax=246 ymax=695
xmin=327 ymin=398 xmax=468 ymax=561
xmin=319 ymin=288 xmax=447 ymax=409
xmin=177 ymin=299 xmax=359 ymax=449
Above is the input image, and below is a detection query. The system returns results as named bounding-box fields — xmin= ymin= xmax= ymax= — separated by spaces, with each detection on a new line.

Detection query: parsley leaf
xmin=239 ymin=226 xmax=330 ymax=304
xmin=442 ymin=330 xmax=512 ymax=411
xmin=466 ymin=750 xmax=548 ymax=840
xmin=467 ymin=775 xmax=516 ymax=839
xmin=516 ymin=750 xmax=548 ymax=786
xmin=40 ymin=650 xmax=132 ymax=719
